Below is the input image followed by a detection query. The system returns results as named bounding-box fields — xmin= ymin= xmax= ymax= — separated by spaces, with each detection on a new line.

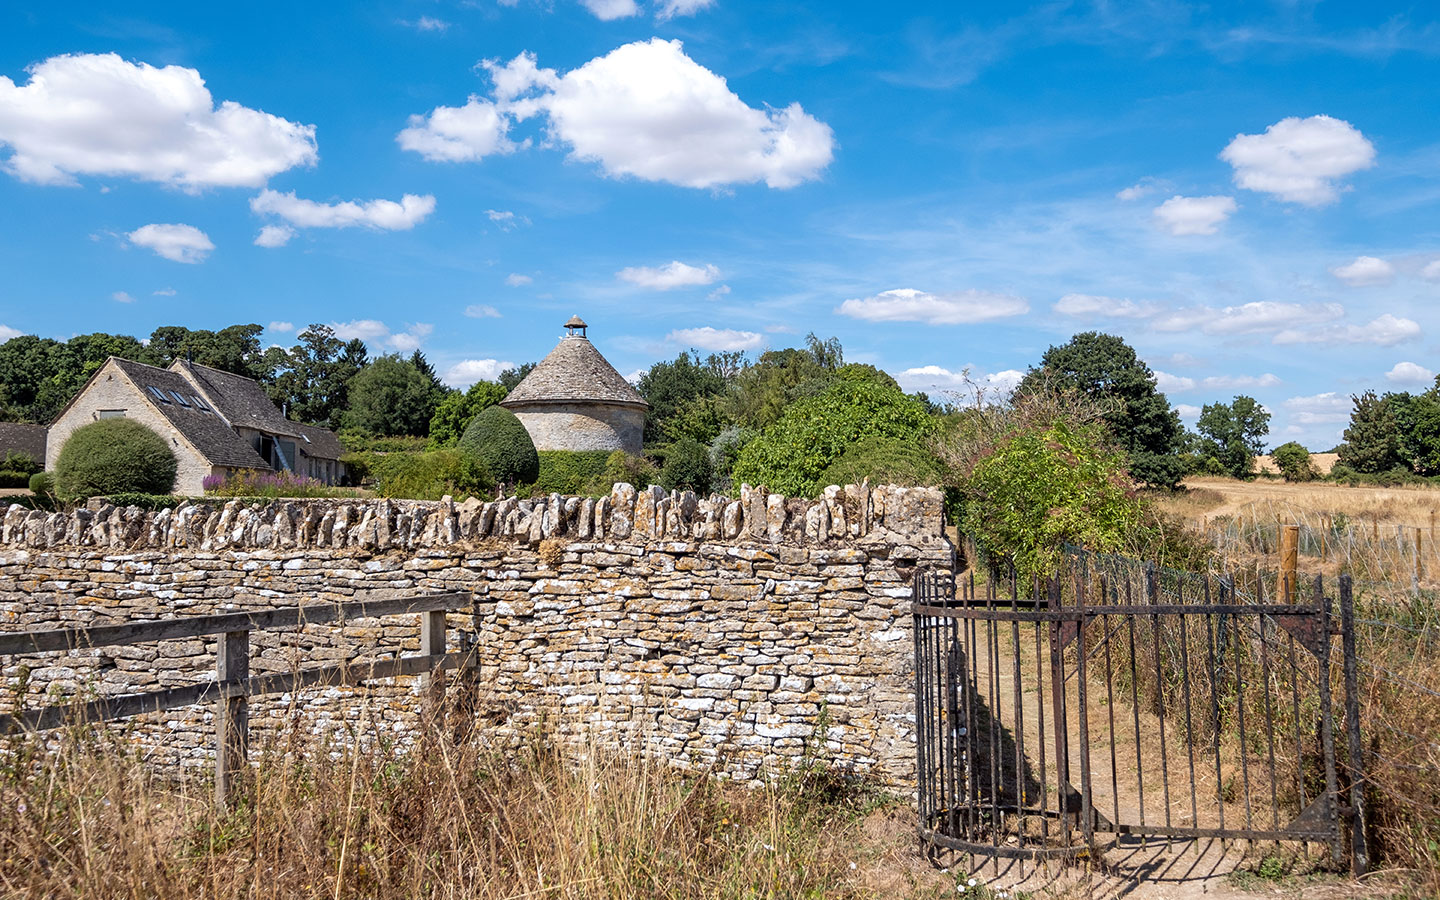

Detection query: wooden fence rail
xmin=0 ymin=591 xmax=478 ymax=806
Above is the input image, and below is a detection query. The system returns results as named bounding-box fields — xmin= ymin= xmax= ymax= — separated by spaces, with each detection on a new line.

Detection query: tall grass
xmin=0 ymin=705 xmax=907 ymax=899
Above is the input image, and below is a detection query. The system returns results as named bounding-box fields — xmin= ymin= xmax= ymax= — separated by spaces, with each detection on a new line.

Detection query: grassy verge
xmin=0 ymin=710 xmax=951 ymax=899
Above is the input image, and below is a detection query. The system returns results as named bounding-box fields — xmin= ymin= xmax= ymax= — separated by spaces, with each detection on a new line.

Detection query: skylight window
xmin=169 ymin=390 xmax=192 ymax=407
xmin=146 ymin=386 xmax=171 ymax=403
xmin=192 ymin=396 xmax=212 ymax=412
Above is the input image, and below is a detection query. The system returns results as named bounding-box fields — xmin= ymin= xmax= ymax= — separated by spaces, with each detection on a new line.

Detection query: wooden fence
xmin=0 ymin=591 xmax=478 ymax=805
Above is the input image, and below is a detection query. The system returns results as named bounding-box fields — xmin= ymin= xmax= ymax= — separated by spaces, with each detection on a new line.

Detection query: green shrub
xmin=368 ymin=450 xmax=494 ymax=500
xmin=817 ymin=434 xmax=946 ymax=489
xmin=0 ymin=470 xmax=29 ymax=489
xmin=1 ymin=451 xmax=40 ymax=475
xmin=582 ymin=451 xmax=659 ymax=496
xmin=339 ymin=451 xmax=372 ymax=484
xmin=532 ymin=451 xmax=613 ymax=495
xmin=730 ymin=378 xmax=938 ymax=497
xmin=428 ymin=381 xmax=508 ymax=449
xmin=659 ymin=438 xmax=713 ymax=493
xmin=204 ymin=470 xmax=360 ymax=499
xmin=337 ymin=430 xmax=430 ymax=453
xmin=54 ymin=419 xmax=177 ymax=500
xmin=28 ymin=471 xmax=54 ymax=497
xmin=458 ymin=407 xmax=539 ymax=486
xmin=96 ymin=492 xmax=184 ymax=511
xmin=1270 ymin=441 xmax=1318 ymax=482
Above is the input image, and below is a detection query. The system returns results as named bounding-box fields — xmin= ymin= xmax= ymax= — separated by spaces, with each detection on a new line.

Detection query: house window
xmin=146 ymin=386 xmax=171 ymax=403
xmin=97 ymin=409 xmax=126 ymax=419
xmin=169 ymin=390 xmax=192 ymax=407
xmin=193 ymin=396 xmax=212 ymax=412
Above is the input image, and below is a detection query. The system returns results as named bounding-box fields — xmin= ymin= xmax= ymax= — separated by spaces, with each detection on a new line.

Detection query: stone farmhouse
xmin=501 ymin=316 xmax=648 ymax=455
xmin=47 ymin=357 xmax=345 ymax=495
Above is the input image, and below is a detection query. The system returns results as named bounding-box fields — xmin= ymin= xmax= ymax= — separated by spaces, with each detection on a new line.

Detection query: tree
xmin=342 ymin=354 xmax=446 ymax=437
xmin=1392 ymin=387 xmax=1440 ymax=476
xmin=54 ymin=418 xmax=177 ymax=498
xmin=1195 ymin=395 xmax=1270 ymax=479
xmin=263 ymin=325 xmax=369 ymax=428
xmin=458 ymin=406 xmax=539 ymax=486
xmin=1271 ymin=441 xmax=1318 ymax=482
xmin=498 ymin=363 xmax=536 ymax=391
xmin=659 ymin=437 xmax=713 ymax=493
xmin=1337 ymin=391 xmax=1405 ymax=474
xmin=638 ymin=351 xmax=730 ymax=444
xmin=148 ymin=324 xmax=265 ymax=377
xmin=428 ymin=380 xmax=508 ymax=448
xmin=1017 ymin=332 xmax=1184 ymax=489
xmin=724 ymin=346 xmax=832 ymax=431
xmin=731 ymin=377 xmax=938 ymax=496
xmin=0 ymin=332 xmax=157 ymax=424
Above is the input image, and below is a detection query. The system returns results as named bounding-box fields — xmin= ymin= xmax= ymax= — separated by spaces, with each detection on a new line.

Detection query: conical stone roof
xmin=501 ymin=329 xmax=648 ymax=409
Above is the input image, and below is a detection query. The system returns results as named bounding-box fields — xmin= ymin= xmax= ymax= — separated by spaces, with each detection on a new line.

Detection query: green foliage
xmin=498 ymin=362 xmax=535 ymax=391
xmin=638 ymin=350 xmax=734 ymax=444
xmin=962 ymin=420 xmax=1146 ymax=581
xmin=1271 ymin=441 xmax=1318 ymax=482
xmin=54 ymin=418 xmax=178 ymax=499
xmin=532 ymin=450 xmax=614 ymax=495
xmin=458 ymin=406 xmax=539 ymax=486
xmin=817 ymin=434 xmax=946 ymax=489
xmin=1195 ymin=395 xmax=1270 ymax=479
xmin=707 ymin=425 xmax=754 ymax=494
xmin=261 ymin=324 xmax=369 ymax=429
xmin=584 ymin=451 xmax=659 ymax=496
xmin=731 ymin=378 xmax=938 ymax=497
xmin=340 ymin=353 xmax=446 ymax=437
xmin=0 ymin=332 xmax=154 ymax=423
xmin=1017 ymin=332 xmax=1184 ymax=489
xmin=366 ymin=450 xmax=494 ymax=500
xmin=147 ymin=324 xmax=266 ymax=378
xmin=1 ymin=451 xmax=40 ymax=475
xmin=1392 ymin=389 xmax=1440 ymax=476
xmin=1339 ymin=390 xmax=1405 ymax=474
xmin=0 ymin=470 xmax=29 ymax=489
xmin=95 ymin=492 xmax=185 ymax=510
xmin=204 ymin=470 xmax=360 ymax=499
xmin=428 ymin=380 xmax=508 ymax=448
xmin=28 ymin=471 xmax=54 ymax=497
xmin=336 ymin=431 xmax=429 ymax=453
xmin=723 ymin=337 xmax=841 ymax=431
xmin=659 ymin=438 xmax=713 ymax=493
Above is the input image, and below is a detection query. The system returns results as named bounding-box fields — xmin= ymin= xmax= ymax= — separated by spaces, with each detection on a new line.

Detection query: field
xmin=1162 ymin=474 xmax=1439 ymax=529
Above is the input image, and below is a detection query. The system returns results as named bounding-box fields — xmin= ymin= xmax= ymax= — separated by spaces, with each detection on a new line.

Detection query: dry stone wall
xmin=0 ymin=483 xmax=953 ymax=786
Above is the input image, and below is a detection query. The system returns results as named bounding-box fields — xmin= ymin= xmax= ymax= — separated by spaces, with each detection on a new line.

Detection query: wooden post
xmin=420 ymin=609 xmax=447 ymax=718
xmin=215 ymin=629 xmax=249 ymax=809
xmin=1320 ymin=515 xmax=1328 ymax=561
xmin=1415 ymin=528 xmax=1423 ymax=597
xmin=1278 ymin=524 xmax=1299 ymax=603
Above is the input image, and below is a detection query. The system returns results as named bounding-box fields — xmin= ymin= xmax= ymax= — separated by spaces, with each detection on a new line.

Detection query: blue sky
xmin=2 ymin=1 xmax=1438 ymax=450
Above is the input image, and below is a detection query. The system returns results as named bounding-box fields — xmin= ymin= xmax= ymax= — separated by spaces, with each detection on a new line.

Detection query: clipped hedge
xmin=458 ymin=406 xmax=539 ymax=486
xmin=532 ymin=450 xmax=613 ymax=495
xmin=367 ymin=450 xmax=494 ymax=501
xmin=54 ymin=418 xmax=178 ymax=500
xmin=95 ymin=492 xmax=185 ymax=511
xmin=0 ymin=470 xmax=29 ymax=489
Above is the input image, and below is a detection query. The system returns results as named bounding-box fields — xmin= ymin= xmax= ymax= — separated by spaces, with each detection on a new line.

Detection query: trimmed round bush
xmin=28 ymin=471 xmax=54 ymax=496
xmin=54 ymin=418 xmax=178 ymax=500
xmin=458 ymin=406 xmax=539 ymax=486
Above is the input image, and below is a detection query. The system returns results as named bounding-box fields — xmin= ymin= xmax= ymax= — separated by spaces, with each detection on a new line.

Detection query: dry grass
xmin=1164 ymin=477 xmax=1440 ymax=530
xmin=0 ymin=703 xmax=958 ymax=900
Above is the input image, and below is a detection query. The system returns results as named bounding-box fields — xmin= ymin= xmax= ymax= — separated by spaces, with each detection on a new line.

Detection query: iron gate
xmin=913 ymin=555 xmax=1367 ymax=872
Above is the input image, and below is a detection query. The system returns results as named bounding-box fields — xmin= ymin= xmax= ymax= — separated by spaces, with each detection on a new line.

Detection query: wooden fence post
xmin=1278 ymin=524 xmax=1299 ymax=603
xmin=420 ymin=609 xmax=447 ymax=718
xmin=215 ymin=629 xmax=249 ymax=809
xmin=1415 ymin=528 xmax=1423 ymax=597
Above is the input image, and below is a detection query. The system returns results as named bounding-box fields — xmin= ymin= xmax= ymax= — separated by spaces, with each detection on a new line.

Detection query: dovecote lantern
xmin=499 ymin=316 xmax=648 ymax=454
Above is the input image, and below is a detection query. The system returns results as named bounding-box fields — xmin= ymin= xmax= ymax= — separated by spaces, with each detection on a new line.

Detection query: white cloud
xmin=401 ymin=41 xmax=834 ymax=190
xmin=486 ymin=209 xmax=529 ymax=230
xmin=1283 ymin=392 xmax=1351 ymax=425
xmin=1153 ymin=195 xmax=1237 ymax=236
xmin=1423 ymin=260 xmax=1440 ymax=281
xmin=836 ymin=288 xmax=1029 ymax=325
xmin=1274 ymin=313 xmax=1421 ymax=346
xmin=397 ymin=96 xmax=518 ymax=163
xmin=152 ymin=287 xmax=176 ymax=296
xmin=1116 ymin=177 xmax=1165 ymax=201
xmin=1202 ymin=373 xmax=1282 ymax=390
xmin=127 ymin=223 xmax=214 ymax=263
xmin=251 ymin=190 xmax=435 ymax=230
xmin=1152 ymin=301 xmax=1343 ymax=336
xmin=1054 ymin=293 xmax=1157 ymax=318
xmin=1153 ymin=371 xmax=1195 ymax=392
xmin=254 ymin=224 xmax=295 ymax=248
xmin=267 ymin=321 xmax=294 ymax=332
xmin=580 ymin=0 xmax=640 ymax=19
xmin=617 ymin=260 xmax=720 ymax=290
xmin=0 ymin=324 xmax=21 ymax=342
xmin=1386 ymin=361 xmax=1435 ymax=386
xmin=667 ymin=326 xmax=763 ymax=351
xmin=1175 ymin=404 xmax=1202 ymax=418
xmin=895 ymin=365 xmax=1023 ymax=401
xmin=624 ymin=368 xmax=646 ymax=384
xmin=465 ymin=304 xmax=502 ymax=318
xmin=0 ymin=52 xmax=316 ymax=189
xmin=403 ymin=16 xmax=450 ymax=31
xmin=656 ymin=0 xmax=715 ymax=18
xmin=330 ymin=319 xmax=433 ymax=351
xmin=505 ymin=273 xmax=533 ymax=287
xmin=1220 ymin=115 xmax=1376 ymax=206
xmin=708 ymin=284 xmax=731 ymax=300
xmin=1331 ymin=255 xmax=1394 ymax=286
xmin=442 ymin=358 xmax=516 ymax=388
xmin=112 ymin=291 xmax=135 ymax=303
